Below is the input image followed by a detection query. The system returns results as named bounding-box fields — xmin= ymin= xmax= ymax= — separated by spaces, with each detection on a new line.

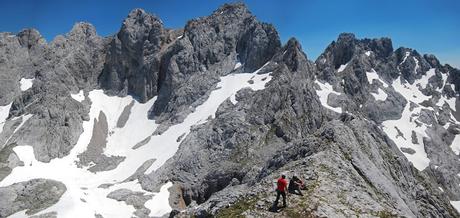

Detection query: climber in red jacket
xmin=273 ymin=174 xmax=288 ymax=208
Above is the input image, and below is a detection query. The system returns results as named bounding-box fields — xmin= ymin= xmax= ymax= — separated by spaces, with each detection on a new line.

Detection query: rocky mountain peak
xmin=424 ymin=54 xmax=442 ymax=68
xmin=320 ymin=33 xmax=357 ymax=70
xmin=364 ymin=36 xmax=393 ymax=58
xmin=285 ymin=37 xmax=303 ymax=53
xmin=319 ymin=33 xmax=393 ymax=70
xmin=393 ymin=47 xmax=434 ymax=83
xmin=185 ymin=3 xmax=253 ymax=35
xmin=17 ymin=28 xmax=46 ymax=49
xmin=125 ymin=8 xmax=163 ymax=25
xmin=337 ymin=32 xmax=356 ymax=43
xmin=119 ymin=8 xmax=165 ymax=48
xmin=213 ymin=2 xmax=251 ymax=16
xmin=68 ymin=22 xmax=98 ymax=39
xmin=279 ymin=37 xmax=311 ymax=73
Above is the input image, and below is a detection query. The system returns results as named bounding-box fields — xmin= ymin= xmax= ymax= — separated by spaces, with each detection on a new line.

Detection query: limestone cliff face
xmin=0 ymin=3 xmax=459 ymax=218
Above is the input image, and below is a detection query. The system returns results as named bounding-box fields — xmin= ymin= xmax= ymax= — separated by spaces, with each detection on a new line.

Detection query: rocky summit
xmin=0 ymin=3 xmax=459 ymax=218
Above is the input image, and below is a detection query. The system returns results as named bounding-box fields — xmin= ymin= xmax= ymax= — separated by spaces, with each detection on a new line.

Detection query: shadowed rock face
xmin=0 ymin=3 xmax=460 ymax=218
xmin=98 ymin=8 xmax=172 ymax=102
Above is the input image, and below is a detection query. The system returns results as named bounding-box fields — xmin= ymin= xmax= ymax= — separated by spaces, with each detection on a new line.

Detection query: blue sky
xmin=1 ymin=0 xmax=459 ymax=67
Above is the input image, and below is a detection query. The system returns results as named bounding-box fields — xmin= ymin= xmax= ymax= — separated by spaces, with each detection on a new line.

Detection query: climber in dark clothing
xmin=288 ymin=175 xmax=305 ymax=196
xmin=273 ymin=175 xmax=288 ymax=209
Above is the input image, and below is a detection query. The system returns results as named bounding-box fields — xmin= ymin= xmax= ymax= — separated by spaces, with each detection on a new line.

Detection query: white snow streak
xmin=400 ymin=51 xmax=410 ymax=65
xmin=4 ymin=114 xmax=34 ymax=147
xmin=337 ymin=63 xmax=348 ymax=73
xmin=451 ymin=130 xmax=460 ymax=155
xmin=234 ymin=61 xmax=242 ymax=70
xmin=19 ymin=78 xmax=34 ymax=91
xmin=413 ymin=57 xmax=419 ymax=74
xmin=315 ymin=81 xmax=342 ymax=113
xmin=0 ymin=103 xmax=12 ymax=134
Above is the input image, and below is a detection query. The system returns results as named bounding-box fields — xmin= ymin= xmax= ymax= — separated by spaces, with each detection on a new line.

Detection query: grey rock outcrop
xmin=149 ymin=3 xmax=280 ymax=127
xmin=0 ymin=21 xmax=107 ymax=162
xmin=98 ymin=9 xmax=176 ymax=102
xmin=77 ymin=111 xmax=125 ymax=172
xmin=0 ymin=179 xmax=66 ymax=217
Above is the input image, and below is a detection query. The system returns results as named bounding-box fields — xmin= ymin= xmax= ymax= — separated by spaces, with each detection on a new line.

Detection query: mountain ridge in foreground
xmin=0 ymin=3 xmax=460 ymax=217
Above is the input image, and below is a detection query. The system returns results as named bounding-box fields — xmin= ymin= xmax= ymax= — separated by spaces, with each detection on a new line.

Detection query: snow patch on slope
xmin=381 ymin=71 xmax=437 ymax=171
xmin=451 ymin=201 xmax=460 ymax=214
xmin=234 ymin=61 xmax=242 ymax=70
xmin=315 ymin=81 xmax=342 ymax=113
xmin=382 ymin=102 xmax=430 ymax=171
xmin=145 ymin=182 xmax=173 ymax=217
xmin=400 ymin=52 xmax=410 ymax=65
xmin=337 ymin=63 xmax=348 ymax=73
xmin=451 ymin=133 xmax=460 ymax=155
xmin=365 ymin=51 xmax=372 ymax=56
xmin=366 ymin=69 xmax=388 ymax=88
xmin=413 ymin=57 xmax=419 ymax=73
xmin=0 ymin=103 xmax=12 ymax=134
xmin=417 ymin=68 xmax=436 ymax=89
xmin=71 ymin=90 xmax=85 ymax=102
xmin=371 ymin=88 xmax=388 ymax=101
xmin=19 ymin=78 xmax=34 ymax=91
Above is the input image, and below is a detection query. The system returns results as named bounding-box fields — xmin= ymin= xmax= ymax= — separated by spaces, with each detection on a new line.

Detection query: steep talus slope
xmin=0 ymin=3 xmax=459 ymax=218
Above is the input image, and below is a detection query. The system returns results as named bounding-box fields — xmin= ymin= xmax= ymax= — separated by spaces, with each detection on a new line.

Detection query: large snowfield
xmin=0 ymin=64 xmax=273 ymax=218
xmin=382 ymin=67 xmax=460 ymax=172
